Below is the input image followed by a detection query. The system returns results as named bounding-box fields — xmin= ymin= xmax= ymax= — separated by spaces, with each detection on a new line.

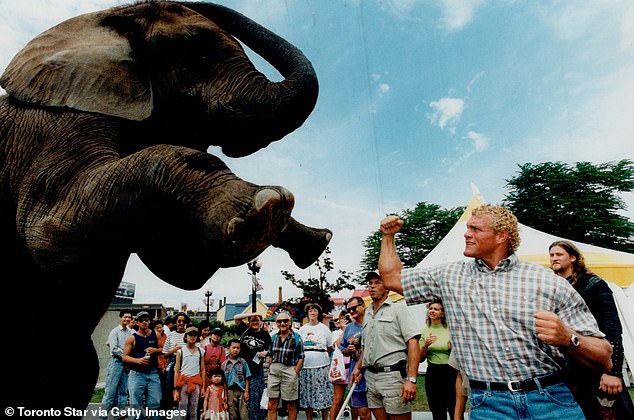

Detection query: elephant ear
xmin=0 ymin=10 xmax=152 ymax=121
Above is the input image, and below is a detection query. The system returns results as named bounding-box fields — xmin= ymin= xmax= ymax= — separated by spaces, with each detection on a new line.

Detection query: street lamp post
xmin=204 ymin=290 xmax=213 ymax=322
xmin=247 ymin=258 xmax=262 ymax=313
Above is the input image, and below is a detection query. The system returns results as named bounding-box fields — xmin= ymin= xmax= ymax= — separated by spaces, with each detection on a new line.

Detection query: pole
xmin=336 ymin=381 xmax=356 ymax=420
xmin=248 ymin=259 xmax=262 ymax=314
xmin=251 ymin=276 xmax=257 ymax=313
xmin=205 ymin=290 xmax=212 ymax=322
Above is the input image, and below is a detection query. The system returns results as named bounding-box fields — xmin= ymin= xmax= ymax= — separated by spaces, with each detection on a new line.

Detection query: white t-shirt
xmin=299 ymin=322 xmax=333 ymax=369
xmin=178 ymin=347 xmax=203 ymax=377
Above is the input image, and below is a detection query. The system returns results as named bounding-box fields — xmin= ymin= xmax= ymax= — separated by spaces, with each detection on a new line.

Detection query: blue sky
xmin=2 ymin=0 xmax=633 ymax=311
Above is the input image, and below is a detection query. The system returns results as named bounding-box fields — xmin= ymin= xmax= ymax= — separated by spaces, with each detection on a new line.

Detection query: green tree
xmin=280 ymin=247 xmax=355 ymax=316
xmin=503 ymin=160 xmax=634 ymax=252
xmin=361 ymin=202 xmax=464 ymax=271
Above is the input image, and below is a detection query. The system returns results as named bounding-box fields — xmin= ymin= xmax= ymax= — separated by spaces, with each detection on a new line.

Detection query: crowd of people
xmin=100 ymin=204 xmax=633 ymax=420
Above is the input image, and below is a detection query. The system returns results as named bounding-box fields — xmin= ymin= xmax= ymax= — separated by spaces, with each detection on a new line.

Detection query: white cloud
xmin=379 ymin=83 xmax=390 ymax=94
xmin=441 ymin=130 xmax=489 ymax=173
xmin=466 ymin=131 xmax=489 ymax=152
xmin=437 ymin=0 xmax=481 ymax=31
xmin=544 ymin=3 xmax=596 ymax=41
xmin=385 ymin=0 xmax=482 ymax=31
xmin=428 ymin=97 xmax=465 ymax=133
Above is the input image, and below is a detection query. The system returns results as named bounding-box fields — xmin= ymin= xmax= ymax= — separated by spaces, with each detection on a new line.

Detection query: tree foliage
xmin=503 ymin=160 xmax=634 ymax=252
xmin=361 ymin=202 xmax=464 ymax=271
xmin=280 ymin=247 xmax=355 ymax=316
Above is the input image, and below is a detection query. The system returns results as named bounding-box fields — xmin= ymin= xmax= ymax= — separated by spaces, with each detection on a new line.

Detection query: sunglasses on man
xmin=346 ymin=304 xmax=361 ymax=312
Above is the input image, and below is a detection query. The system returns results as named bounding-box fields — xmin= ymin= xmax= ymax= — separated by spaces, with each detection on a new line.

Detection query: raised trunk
xmin=177 ymin=1 xmax=319 ymax=157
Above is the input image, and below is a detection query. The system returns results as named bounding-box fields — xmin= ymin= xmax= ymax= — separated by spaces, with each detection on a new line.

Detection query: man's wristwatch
xmin=406 ymin=376 xmax=417 ymax=384
xmin=567 ymin=333 xmax=580 ymax=350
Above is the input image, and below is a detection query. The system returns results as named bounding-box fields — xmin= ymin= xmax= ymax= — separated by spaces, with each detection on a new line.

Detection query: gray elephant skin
xmin=0 ymin=1 xmax=331 ymax=411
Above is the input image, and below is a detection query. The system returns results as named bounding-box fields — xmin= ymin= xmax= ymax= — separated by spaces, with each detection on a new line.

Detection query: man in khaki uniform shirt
xmin=351 ymin=272 xmax=420 ymax=419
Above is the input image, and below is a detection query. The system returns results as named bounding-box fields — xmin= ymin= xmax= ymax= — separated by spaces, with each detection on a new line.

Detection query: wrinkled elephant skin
xmin=0 ymin=1 xmax=331 ymax=412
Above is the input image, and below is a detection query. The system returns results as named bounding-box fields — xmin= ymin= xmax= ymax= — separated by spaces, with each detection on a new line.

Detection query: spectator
xmin=351 ymin=272 xmax=420 ymax=420
xmin=267 ymin=311 xmax=305 ymax=420
xmin=174 ymin=326 xmax=205 ymax=420
xmin=164 ymin=315 xmax=175 ymax=336
xmin=298 ymin=303 xmax=334 ymax=420
xmin=330 ymin=310 xmax=350 ymax=420
xmin=204 ymin=327 xmax=227 ymax=389
xmin=122 ymin=311 xmax=163 ymax=420
xmin=129 ymin=316 xmax=138 ymax=332
xmin=198 ymin=320 xmax=212 ymax=347
xmin=240 ymin=313 xmax=272 ymax=420
xmin=419 ymin=296 xmax=457 ymax=420
xmin=202 ymin=368 xmax=228 ymax=420
xmin=550 ymin=240 xmax=634 ymax=419
xmin=163 ymin=312 xmax=190 ymax=407
xmin=101 ymin=309 xmax=133 ymax=418
xmin=221 ymin=339 xmax=252 ymax=420
xmin=342 ymin=297 xmax=371 ymax=420
xmin=151 ymin=319 xmax=168 ymax=373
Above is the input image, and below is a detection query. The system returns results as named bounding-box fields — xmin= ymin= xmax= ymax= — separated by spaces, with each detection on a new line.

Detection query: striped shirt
xmin=270 ymin=331 xmax=304 ymax=366
xmin=401 ymin=254 xmax=604 ymax=382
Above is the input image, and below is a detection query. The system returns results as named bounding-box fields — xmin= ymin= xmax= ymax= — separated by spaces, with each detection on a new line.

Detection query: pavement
xmin=82 ymin=403 xmax=469 ymax=419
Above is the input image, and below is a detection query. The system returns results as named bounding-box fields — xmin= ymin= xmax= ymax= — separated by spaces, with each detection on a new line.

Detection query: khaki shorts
xmin=365 ymin=370 xmax=411 ymax=415
xmin=267 ymin=363 xmax=299 ymax=401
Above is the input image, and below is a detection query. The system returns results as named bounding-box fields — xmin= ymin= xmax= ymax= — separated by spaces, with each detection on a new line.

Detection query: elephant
xmin=0 ymin=1 xmax=331 ymax=412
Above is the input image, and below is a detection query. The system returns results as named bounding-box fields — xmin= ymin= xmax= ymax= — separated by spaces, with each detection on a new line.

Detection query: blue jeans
xmin=101 ymin=358 xmax=129 ymax=415
xmin=469 ymin=383 xmax=585 ymax=419
xmin=127 ymin=369 xmax=162 ymax=420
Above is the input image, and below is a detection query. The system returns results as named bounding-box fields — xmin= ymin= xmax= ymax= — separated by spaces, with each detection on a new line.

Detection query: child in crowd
xmin=203 ymin=368 xmax=228 ymax=420
xmin=204 ymin=328 xmax=227 ymax=390
xmin=174 ymin=327 xmax=205 ymax=420
xmin=221 ymin=339 xmax=252 ymax=420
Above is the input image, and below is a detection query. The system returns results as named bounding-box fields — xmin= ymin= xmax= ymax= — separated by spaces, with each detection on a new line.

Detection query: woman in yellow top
xmin=420 ymin=296 xmax=457 ymax=420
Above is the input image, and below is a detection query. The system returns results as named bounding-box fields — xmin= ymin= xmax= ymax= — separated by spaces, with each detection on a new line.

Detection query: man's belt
xmin=469 ymin=372 xmax=563 ymax=393
xmin=366 ymin=360 xmax=407 ymax=374
xmin=305 ymin=348 xmax=328 ymax=352
xmin=112 ymin=355 xmax=122 ymax=360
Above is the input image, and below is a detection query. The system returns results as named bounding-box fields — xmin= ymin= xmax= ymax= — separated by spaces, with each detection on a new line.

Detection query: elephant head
xmin=0 ymin=0 xmax=331 ymax=284
xmin=1 ymin=1 xmax=318 ymax=158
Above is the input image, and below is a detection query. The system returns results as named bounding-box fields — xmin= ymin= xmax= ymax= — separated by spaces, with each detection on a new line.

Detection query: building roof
xmin=351 ymin=289 xmax=370 ymax=298
xmin=222 ymin=303 xmax=251 ymax=321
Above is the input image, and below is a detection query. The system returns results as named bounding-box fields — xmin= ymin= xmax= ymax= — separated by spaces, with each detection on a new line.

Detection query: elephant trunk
xmin=177 ymin=1 xmax=318 ymax=157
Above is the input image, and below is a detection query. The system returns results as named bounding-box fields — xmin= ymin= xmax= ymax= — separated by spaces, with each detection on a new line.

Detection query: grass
xmin=91 ymin=377 xmax=634 ymax=411
xmin=91 ymin=388 xmax=104 ymax=404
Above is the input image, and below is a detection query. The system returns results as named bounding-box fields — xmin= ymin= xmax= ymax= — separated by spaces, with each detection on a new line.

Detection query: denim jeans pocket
xmin=468 ymin=388 xmax=490 ymax=410
xmin=543 ymin=383 xmax=579 ymax=407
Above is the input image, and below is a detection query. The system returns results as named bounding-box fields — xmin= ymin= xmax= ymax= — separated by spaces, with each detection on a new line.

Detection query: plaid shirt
xmin=221 ymin=356 xmax=251 ymax=391
xmin=401 ymin=254 xmax=604 ymax=382
xmin=270 ymin=330 xmax=304 ymax=366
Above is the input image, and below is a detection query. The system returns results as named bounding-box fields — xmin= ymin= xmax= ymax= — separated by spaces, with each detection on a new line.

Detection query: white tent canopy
xmin=415 ymin=185 xmax=634 ymax=382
